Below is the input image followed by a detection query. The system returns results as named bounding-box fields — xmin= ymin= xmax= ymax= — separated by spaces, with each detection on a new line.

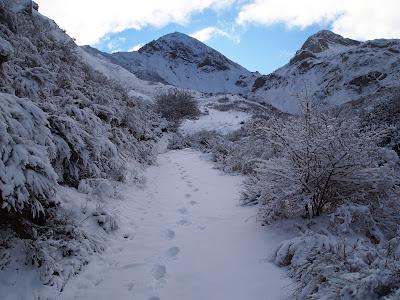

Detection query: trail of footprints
xmin=147 ymin=162 xmax=203 ymax=299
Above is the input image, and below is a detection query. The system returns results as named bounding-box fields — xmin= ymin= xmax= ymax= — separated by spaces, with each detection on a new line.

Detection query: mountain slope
xmin=89 ymin=32 xmax=258 ymax=94
xmin=249 ymin=30 xmax=400 ymax=113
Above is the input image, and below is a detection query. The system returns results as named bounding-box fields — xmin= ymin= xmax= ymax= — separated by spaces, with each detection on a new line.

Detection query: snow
xmin=58 ymin=149 xmax=292 ymax=300
xmin=77 ymin=47 xmax=170 ymax=102
xmin=180 ymin=109 xmax=250 ymax=135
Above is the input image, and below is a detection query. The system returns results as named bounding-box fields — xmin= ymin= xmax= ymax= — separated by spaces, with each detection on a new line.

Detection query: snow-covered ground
xmin=58 ymin=149 xmax=292 ymax=300
xmin=180 ymin=109 xmax=250 ymax=135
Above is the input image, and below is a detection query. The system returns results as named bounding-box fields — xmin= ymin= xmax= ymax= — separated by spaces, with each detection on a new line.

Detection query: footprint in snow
xmin=94 ymin=278 xmax=104 ymax=286
xmin=189 ymin=200 xmax=198 ymax=206
xmin=185 ymin=193 xmax=192 ymax=198
xmin=193 ymin=188 xmax=200 ymax=192
xmin=178 ymin=218 xmax=191 ymax=226
xmin=148 ymin=297 xmax=160 ymax=300
xmin=120 ymin=262 xmax=144 ymax=270
xmin=153 ymin=264 xmax=167 ymax=281
xmin=164 ymin=229 xmax=175 ymax=240
xmin=165 ymin=246 xmax=180 ymax=258
xmin=178 ymin=207 xmax=188 ymax=214
xmin=125 ymin=282 xmax=135 ymax=291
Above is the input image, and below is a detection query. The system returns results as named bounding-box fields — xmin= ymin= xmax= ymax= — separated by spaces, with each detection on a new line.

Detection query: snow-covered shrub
xmin=0 ymin=2 xmax=163 ymax=287
xmin=92 ymin=205 xmax=119 ymax=233
xmin=78 ymin=179 xmax=115 ymax=201
xmin=248 ymin=104 xmax=398 ymax=223
xmin=273 ymin=205 xmax=400 ymax=299
xmin=167 ymin=132 xmax=191 ymax=150
xmin=362 ymin=91 xmax=400 ymax=156
xmin=187 ymin=118 xmax=277 ymax=176
xmin=0 ymin=5 xmax=163 ymax=188
xmin=155 ymin=89 xmax=200 ymax=124
xmin=0 ymin=93 xmax=57 ymax=219
xmin=0 ymin=36 xmax=13 ymax=64
xmin=24 ymin=215 xmax=102 ymax=290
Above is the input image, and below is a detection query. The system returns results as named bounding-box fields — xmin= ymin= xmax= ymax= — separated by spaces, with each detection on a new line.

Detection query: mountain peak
xmin=138 ymin=32 xmax=204 ymax=55
xmin=159 ymin=32 xmax=195 ymax=41
xmin=301 ymin=30 xmax=361 ymax=53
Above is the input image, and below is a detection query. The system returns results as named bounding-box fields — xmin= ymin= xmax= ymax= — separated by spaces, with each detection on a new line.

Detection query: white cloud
xmin=106 ymin=37 xmax=127 ymax=52
xmin=236 ymin=0 xmax=400 ymax=40
xmin=36 ymin=0 xmax=235 ymax=45
xmin=190 ymin=26 xmax=239 ymax=43
xmin=128 ymin=43 xmax=144 ymax=52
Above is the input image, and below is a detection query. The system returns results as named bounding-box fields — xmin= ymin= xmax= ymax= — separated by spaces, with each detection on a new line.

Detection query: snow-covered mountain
xmin=84 ymin=30 xmax=400 ymax=114
xmin=249 ymin=30 xmax=400 ymax=113
xmin=84 ymin=32 xmax=258 ymax=94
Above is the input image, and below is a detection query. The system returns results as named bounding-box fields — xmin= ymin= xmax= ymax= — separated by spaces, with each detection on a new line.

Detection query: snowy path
xmin=60 ymin=149 xmax=292 ymax=300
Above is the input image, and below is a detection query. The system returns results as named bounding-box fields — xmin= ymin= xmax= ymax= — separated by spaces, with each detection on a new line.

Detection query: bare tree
xmin=250 ymin=99 xmax=398 ymax=223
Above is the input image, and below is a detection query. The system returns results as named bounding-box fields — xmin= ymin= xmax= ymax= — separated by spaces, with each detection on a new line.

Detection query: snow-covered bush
xmin=247 ymin=104 xmax=398 ymax=223
xmin=78 ymin=179 xmax=115 ymax=201
xmin=0 ymin=5 xmax=163 ymax=189
xmin=362 ymin=92 xmax=400 ymax=156
xmin=92 ymin=205 xmax=119 ymax=233
xmin=187 ymin=117 xmax=276 ymax=175
xmin=273 ymin=205 xmax=400 ymax=299
xmin=155 ymin=89 xmax=200 ymax=124
xmin=0 ymin=93 xmax=57 ymax=219
xmin=0 ymin=36 xmax=13 ymax=65
xmin=0 ymin=2 xmax=164 ymax=288
xmin=24 ymin=215 xmax=102 ymax=290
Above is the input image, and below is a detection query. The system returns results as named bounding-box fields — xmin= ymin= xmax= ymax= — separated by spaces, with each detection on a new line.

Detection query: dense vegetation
xmin=0 ymin=2 xmax=164 ymax=288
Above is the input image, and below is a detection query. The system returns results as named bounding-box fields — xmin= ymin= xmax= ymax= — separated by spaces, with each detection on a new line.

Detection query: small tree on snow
xmin=154 ymin=89 xmax=200 ymax=124
xmin=250 ymin=100 xmax=399 ymax=223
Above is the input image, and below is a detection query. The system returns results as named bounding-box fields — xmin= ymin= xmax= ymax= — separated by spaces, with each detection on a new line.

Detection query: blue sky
xmin=37 ymin=0 xmax=400 ymax=74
